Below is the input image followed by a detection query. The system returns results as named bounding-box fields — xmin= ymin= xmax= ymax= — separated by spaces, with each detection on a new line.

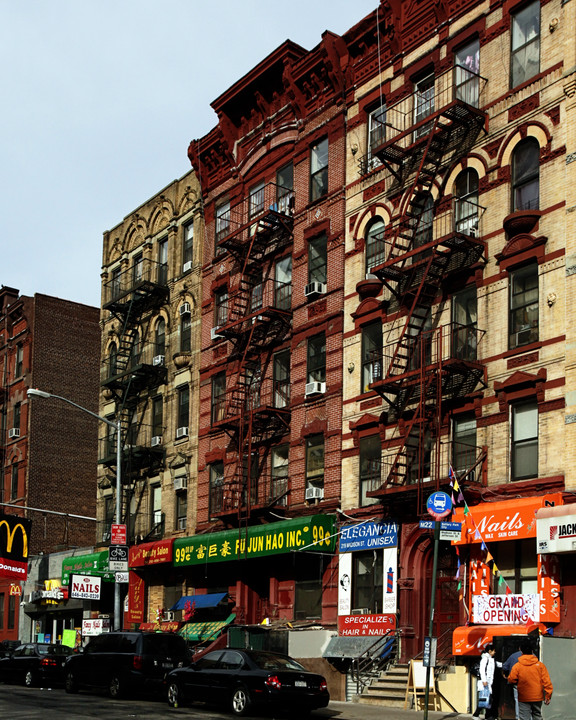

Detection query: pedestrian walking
xmin=473 ymin=643 xmax=501 ymax=720
xmin=507 ymin=639 xmax=553 ymax=720
xmin=502 ymin=644 xmax=522 ymax=720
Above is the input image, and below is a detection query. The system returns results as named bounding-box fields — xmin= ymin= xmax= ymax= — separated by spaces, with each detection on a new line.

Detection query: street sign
xmin=439 ymin=521 xmax=462 ymax=541
xmin=423 ymin=636 xmax=437 ymax=668
xmin=115 ymin=571 xmax=129 ymax=584
xmin=110 ymin=523 xmax=127 ymax=545
xmin=108 ymin=545 xmax=129 ymax=572
xmin=426 ymin=491 xmax=452 ymax=520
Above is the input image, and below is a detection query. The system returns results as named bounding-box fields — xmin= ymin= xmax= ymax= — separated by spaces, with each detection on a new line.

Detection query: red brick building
xmin=0 ymin=287 xmax=100 ymax=641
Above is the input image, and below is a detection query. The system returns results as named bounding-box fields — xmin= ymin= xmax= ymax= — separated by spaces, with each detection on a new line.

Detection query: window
xmin=13 ymin=402 xmax=21 ymax=432
xmin=214 ymin=287 xmax=228 ymax=328
xmin=512 ymin=138 xmax=539 ymax=211
xmin=305 ymin=435 xmax=324 ymax=490
xmin=511 ymin=0 xmax=540 ymax=88
xmin=7 ymin=595 xmax=15 ymax=630
xmin=215 ymin=201 xmax=230 ymax=248
xmin=10 ymin=464 xmax=18 ymax=499
xmin=154 ymin=318 xmax=166 ymax=357
xmin=151 ymin=396 xmax=163 ymax=438
xmin=274 ymin=256 xmax=292 ymax=310
xmin=361 ymin=322 xmax=382 ymax=393
xmin=406 ymin=427 xmax=432 ymax=484
xmin=353 ymin=550 xmax=383 ymax=613
xmin=180 ymin=315 xmax=191 ymax=353
xmin=512 ymin=400 xmax=538 ymax=480
xmin=493 ymin=540 xmax=537 ymax=594
xmin=455 ymin=38 xmax=480 ymax=107
xmin=108 ymin=342 xmax=118 ymax=377
xmin=310 ymin=138 xmax=328 ymax=202
xmin=249 ymin=181 xmax=265 ymax=218
xmin=209 ymin=461 xmax=224 ymax=514
xmin=294 ymin=558 xmax=323 ymax=620
xmin=276 ymin=163 xmax=293 ymax=215
xmin=102 ymin=495 xmax=114 ymax=542
xmin=308 ymin=234 xmax=327 ymax=285
xmin=359 ymin=435 xmax=381 ymax=506
xmin=132 ymin=253 xmax=143 ymax=285
xmin=452 ymin=414 xmax=477 ymax=477
xmin=176 ymin=493 xmax=187 ymax=531
xmin=454 ymin=168 xmax=479 ymax=236
xmin=110 ymin=267 xmax=122 ymax=301
xmin=271 ymin=444 xmax=289 ymax=506
xmin=211 ymin=372 xmax=226 ymax=424
xmin=105 ymin=413 xmax=116 ymax=456
xmin=183 ymin=222 xmax=194 ymax=267
xmin=367 ymin=105 xmax=386 ymax=170
xmin=158 ymin=239 xmax=168 ymax=285
xmin=245 ymin=363 xmax=261 ymax=411
xmin=452 ymin=286 xmax=478 ymax=361
xmin=129 ymin=331 xmax=141 ymax=368
xmin=15 ymin=344 xmax=23 ymax=378
xmin=509 ymin=264 xmax=538 ymax=348
xmin=177 ymin=385 xmax=190 ymax=431
xmin=150 ymin=485 xmax=162 ymax=534
xmin=414 ymin=193 xmax=434 ymax=248
xmin=249 ymin=270 xmax=263 ymax=312
xmin=307 ymin=333 xmax=326 ymax=384
xmin=414 ymin=74 xmax=435 ymax=138
xmin=273 ymin=350 xmax=290 ymax=409
xmin=365 ymin=218 xmax=386 ymax=274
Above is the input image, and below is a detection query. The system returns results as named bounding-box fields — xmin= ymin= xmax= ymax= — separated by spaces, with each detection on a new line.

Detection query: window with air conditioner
xmin=511 ymin=0 xmax=540 ymax=89
xmin=179 ymin=302 xmax=191 ymax=316
xmin=177 ymin=385 xmax=189 ymax=435
xmin=8 ymin=428 xmax=20 ymax=439
xmin=353 ymin=550 xmax=383 ymax=614
xmin=176 ymin=426 xmax=188 ymax=439
xmin=509 ymin=264 xmax=538 ymax=349
xmin=174 ymin=475 xmax=187 ymax=491
xmin=182 ymin=221 xmax=194 ymax=271
xmin=151 ymin=436 xmax=163 ymax=447
xmin=151 ymin=395 xmax=163 ymax=441
xmin=310 ymin=137 xmax=328 ymax=202
xmin=305 ymin=434 xmax=324 ymax=494
xmin=512 ymin=400 xmax=538 ymax=480
xmin=306 ymin=333 xmax=325 ymax=395
xmin=307 ymin=234 xmax=327 ymax=294
xmin=154 ymin=318 xmax=166 ymax=361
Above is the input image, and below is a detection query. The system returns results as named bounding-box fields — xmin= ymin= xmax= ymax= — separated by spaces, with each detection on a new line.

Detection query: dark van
xmin=64 ymin=631 xmax=189 ymax=698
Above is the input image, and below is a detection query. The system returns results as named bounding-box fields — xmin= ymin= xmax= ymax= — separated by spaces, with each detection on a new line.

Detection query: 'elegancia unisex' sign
xmin=174 ymin=515 xmax=335 ymax=567
xmin=339 ymin=521 xmax=398 ymax=552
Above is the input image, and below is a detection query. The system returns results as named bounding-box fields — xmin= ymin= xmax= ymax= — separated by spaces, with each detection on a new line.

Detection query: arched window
xmin=512 ymin=138 xmax=539 ymax=211
xmin=180 ymin=316 xmax=191 ymax=353
xmin=155 ymin=318 xmax=166 ymax=357
xmin=108 ymin=342 xmax=117 ymax=378
xmin=130 ymin=331 xmax=140 ymax=368
xmin=365 ymin=218 xmax=386 ymax=274
xmin=454 ymin=168 xmax=479 ymax=236
xmin=414 ymin=193 xmax=434 ymax=248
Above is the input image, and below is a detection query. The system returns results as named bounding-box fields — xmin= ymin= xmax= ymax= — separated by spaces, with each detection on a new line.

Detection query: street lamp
xmin=27 ymin=388 xmax=123 ymax=630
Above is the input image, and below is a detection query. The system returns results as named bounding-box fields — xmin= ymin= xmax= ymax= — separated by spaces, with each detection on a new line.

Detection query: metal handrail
xmin=351 ymin=629 xmax=398 ymax=695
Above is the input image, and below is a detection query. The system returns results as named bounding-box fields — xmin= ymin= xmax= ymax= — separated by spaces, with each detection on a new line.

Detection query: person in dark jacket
xmin=507 ymin=639 xmax=553 ymax=720
xmin=502 ymin=644 xmax=522 ymax=720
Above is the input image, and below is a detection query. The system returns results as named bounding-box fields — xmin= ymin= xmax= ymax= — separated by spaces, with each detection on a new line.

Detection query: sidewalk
xmin=318 ymin=700 xmax=472 ymax=720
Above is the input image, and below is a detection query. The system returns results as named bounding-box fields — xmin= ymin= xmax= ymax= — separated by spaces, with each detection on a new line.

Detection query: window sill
xmin=504 ymin=340 xmax=541 ymax=358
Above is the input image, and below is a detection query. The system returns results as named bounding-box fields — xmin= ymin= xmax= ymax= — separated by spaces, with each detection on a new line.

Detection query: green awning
xmin=178 ymin=613 xmax=236 ymax=642
xmin=61 ymin=551 xmax=115 ymax=585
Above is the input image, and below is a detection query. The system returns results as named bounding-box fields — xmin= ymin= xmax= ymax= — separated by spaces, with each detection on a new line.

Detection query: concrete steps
xmin=354 ymin=663 xmax=410 ymax=708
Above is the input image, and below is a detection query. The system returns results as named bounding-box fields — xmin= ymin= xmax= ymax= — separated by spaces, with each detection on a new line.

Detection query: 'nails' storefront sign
xmin=174 ymin=515 xmax=336 ymax=567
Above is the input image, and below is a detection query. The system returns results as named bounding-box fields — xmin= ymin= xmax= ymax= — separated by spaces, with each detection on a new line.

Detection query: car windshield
xmin=37 ymin=644 xmax=73 ymax=656
xmin=249 ymin=652 xmax=306 ymax=671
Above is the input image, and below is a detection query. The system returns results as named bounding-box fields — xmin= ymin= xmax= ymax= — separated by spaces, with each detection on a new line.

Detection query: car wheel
xmin=231 ymin=685 xmax=252 ymax=716
xmin=24 ymin=670 xmax=37 ymax=687
xmin=65 ymin=670 xmax=78 ymax=694
xmin=109 ymin=674 xmax=124 ymax=699
xmin=167 ymin=680 xmax=185 ymax=708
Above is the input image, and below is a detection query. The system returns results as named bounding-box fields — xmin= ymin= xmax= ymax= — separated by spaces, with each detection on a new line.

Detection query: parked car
xmin=165 ymin=648 xmax=330 ymax=716
xmin=0 ymin=640 xmax=21 ymax=659
xmin=0 ymin=642 xmax=73 ymax=687
xmin=64 ymin=631 xmax=189 ymax=698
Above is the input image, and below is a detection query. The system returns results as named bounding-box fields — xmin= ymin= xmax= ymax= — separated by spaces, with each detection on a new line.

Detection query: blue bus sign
xmin=426 ymin=491 xmax=452 ymax=520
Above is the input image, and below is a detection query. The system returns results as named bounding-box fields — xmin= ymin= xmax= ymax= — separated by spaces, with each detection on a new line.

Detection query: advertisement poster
xmin=0 ymin=513 xmax=31 ymax=580
xmin=70 ymin=574 xmax=102 ymax=600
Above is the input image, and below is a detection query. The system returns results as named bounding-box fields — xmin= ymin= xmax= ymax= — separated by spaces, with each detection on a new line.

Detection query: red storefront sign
xmin=338 ymin=613 xmax=396 ymax=636
xmin=129 ymin=539 xmax=173 ymax=567
xmin=452 ymin=494 xmax=562 ymax=545
xmin=126 ymin=571 xmax=145 ymax=625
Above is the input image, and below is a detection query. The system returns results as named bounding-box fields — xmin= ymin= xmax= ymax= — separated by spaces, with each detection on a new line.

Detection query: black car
xmin=64 ymin=631 xmax=189 ymax=698
xmin=0 ymin=642 xmax=74 ymax=687
xmin=165 ymin=648 xmax=330 ymax=716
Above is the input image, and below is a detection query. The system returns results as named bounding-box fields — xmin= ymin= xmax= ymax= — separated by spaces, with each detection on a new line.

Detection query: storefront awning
xmin=178 ymin=613 xmax=236 ymax=642
xmin=453 ymin=624 xmax=545 ymax=656
xmin=170 ymin=592 xmax=228 ymax=611
xmin=323 ymin=635 xmax=381 ymax=659
xmin=61 ymin=551 xmax=114 ymax=585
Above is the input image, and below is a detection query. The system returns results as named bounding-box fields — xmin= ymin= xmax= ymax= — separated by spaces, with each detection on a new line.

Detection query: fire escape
xmin=99 ymin=258 xmax=169 ymax=539
xmin=366 ymin=66 xmax=488 ymax=512
xmin=211 ymin=182 xmax=293 ymax=525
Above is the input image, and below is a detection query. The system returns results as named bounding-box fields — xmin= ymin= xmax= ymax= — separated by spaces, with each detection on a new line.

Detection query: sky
xmin=1 ymin=0 xmax=377 ymax=308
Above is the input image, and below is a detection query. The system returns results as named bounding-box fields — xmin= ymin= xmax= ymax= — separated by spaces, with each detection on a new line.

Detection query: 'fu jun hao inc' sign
xmin=70 ymin=574 xmax=102 ymax=600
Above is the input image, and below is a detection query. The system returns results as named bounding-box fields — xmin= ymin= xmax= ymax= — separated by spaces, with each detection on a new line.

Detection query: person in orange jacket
xmin=507 ymin=639 xmax=553 ymax=720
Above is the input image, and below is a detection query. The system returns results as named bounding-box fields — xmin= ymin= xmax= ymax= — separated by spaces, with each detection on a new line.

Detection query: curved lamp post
xmin=27 ymin=388 xmax=123 ymax=631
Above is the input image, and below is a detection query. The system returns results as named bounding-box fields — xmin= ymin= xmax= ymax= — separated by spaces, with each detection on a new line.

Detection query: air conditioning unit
xmin=182 ymin=261 xmax=193 ymax=274
xmin=515 ymin=328 xmax=533 ymax=346
xmin=365 ymin=273 xmax=378 ymax=280
xmin=211 ymin=327 xmax=224 ymax=341
xmin=176 ymin=426 xmax=188 ymax=439
xmin=152 ymin=355 xmax=165 ymax=366
xmin=305 ymin=486 xmax=324 ymax=501
xmin=351 ymin=608 xmax=370 ymax=615
xmin=164 ymin=611 xmax=175 ymax=622
xmin=174 ymin=476 xmax=187 ymax=491
xmin=151 ymin=436 xmax=163 ymax=447
xmin=304 ymin=281 xmax=327 ymax=297
xmin=305 ymin=381 xmax=326 ymax=397
xmin=8 ymin=428 xmax=20 ymax=439
xmin=179 ymin=302 xmax=191 ymax=316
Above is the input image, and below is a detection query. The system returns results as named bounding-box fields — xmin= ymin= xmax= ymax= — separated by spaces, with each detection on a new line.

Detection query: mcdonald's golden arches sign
xmin=0 ymin=513 xmax=32 ymax=580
